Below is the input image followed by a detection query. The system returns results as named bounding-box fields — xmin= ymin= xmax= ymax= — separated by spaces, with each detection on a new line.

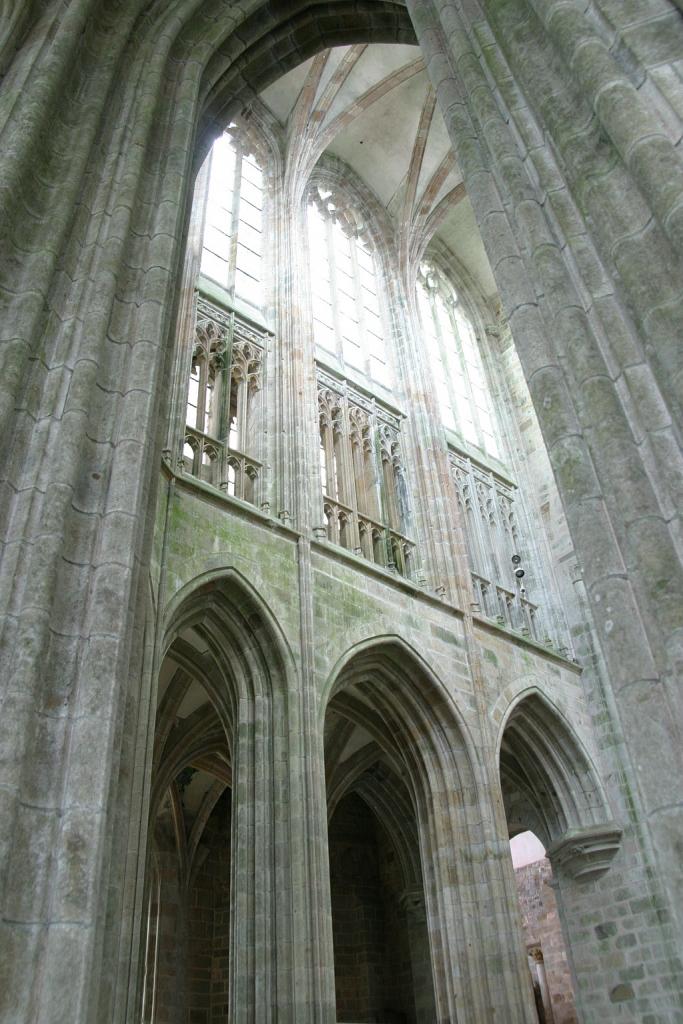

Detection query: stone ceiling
xmin=259 ymin=43 xmax=497 ymax=302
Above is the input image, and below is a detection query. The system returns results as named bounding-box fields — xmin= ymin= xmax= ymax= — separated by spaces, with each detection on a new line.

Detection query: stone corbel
xmin=547 ymin=824 xmax=622 ymax=882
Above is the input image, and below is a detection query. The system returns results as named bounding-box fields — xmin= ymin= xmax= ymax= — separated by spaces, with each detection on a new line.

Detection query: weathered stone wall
xmin=153 ymin=468 xmax=683 ymax=1019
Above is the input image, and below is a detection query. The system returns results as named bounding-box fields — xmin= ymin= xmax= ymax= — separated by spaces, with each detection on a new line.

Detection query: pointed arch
xmin=497 ymin=688 xmax=611 ymax=845
xmin=321 ymin=633 xmax=526 ymax=1021
xmin=162 ymin=566 xmax=297 ymax=694
xmin=194 ymin=0 xmax=417 ymax=167
xmin=497 ymin=688 xmax=622 ymax=884
xmin=140 ymin=568 xmax=307 ymax=1021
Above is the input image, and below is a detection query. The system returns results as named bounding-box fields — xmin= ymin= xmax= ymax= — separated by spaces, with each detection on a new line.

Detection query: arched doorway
xmin=136 ymin=572 xmax=307 ymax=1023
xmin=324 ymin=713 xmax=434 ymax=1024
xmin=499 ymin=693 xmax=622 ymax=1022
xmin=322 ymin=638 xmax=533 ymax=1022
xmin=140 ymin=623 xmax=233 ymax=1022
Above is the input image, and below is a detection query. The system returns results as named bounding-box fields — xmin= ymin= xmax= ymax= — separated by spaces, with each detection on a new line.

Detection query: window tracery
xmin=316 ymin=371 xmax=414 ymax=577
xmin=449 ymin=449 xmax=546 ymax=640
xmin=183 ymin=297 xmax=265 ymax=504
xmin=308 ymin=185 xmax=391 ymax=388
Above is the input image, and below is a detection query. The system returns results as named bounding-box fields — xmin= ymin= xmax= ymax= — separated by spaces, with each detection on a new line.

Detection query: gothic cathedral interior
xmin=1 ymin=2 xmax=683 ymax=1023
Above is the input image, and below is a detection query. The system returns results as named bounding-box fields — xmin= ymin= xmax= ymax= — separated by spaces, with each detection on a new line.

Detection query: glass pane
xmin=361 ymin=287 xmax=379 ymax=314
xmin=235 ymin=269 xmax=262 ymax=307
xmin=211 ymin=135 xmax=236 ymax=187
xmin=356 ymin=245 xmax=374 ymax=272
xmin=339 ymin=314 xmax=359 ymax=342
xmin=239 ymin=177 xmax=263 ymax=210
xmin=369 ymin=356 xmax=391 ymax=387
xmin=313 ymin=295 xmax=333 ymax=324
xmin=238 ymin=198 xmax=262 ymax=231
xmin=237 ymin=220 xmax=262 ymax=255
xmin=313 ymin=268 xmax=331 ymax=296
xmin=337 ymin=289 xmax=357 ymax=318
xmin=359 ymin=265 xmax=376 ymax=290
xmin=204 ymin=380 xmax=214 ymax=434
xmin=203 ymin=225 xmax=231 ymax=260
xmin=201 ymin=249 xmax=229 ymax=288
xmin=205 ymin=196 xmax=232 ymax=234
xmin=343 ymin=337 xmax=363 ymax=368
xmin=314 ymin=318 xmax=335 ymax=351
xmin=442 ymin=404 xmax=457 ymax=431
xmin=364 ymin=310 xmax=383 ymax=338
xmin=241 ymin=156 xmax=263 ymax=186
xmin=364 ymin=330 xmax=386 ymax=362
xmin=236 ymin=243 xmax=261 ymax=280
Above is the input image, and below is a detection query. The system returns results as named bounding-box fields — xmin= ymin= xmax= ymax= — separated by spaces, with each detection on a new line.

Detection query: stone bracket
xmin=547 ymin=823 xmax=623 ymax=882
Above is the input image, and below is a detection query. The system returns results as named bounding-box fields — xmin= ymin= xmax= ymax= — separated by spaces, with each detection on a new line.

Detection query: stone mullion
xmin=417 ymin=0 xmax=683 ymax=943
xmin=227 ymin=148 xmax=242 ymax=296
xmin=351 ymin=433 xmax=368 ymax=515
xmin=321 ymin=420 xmax=336 ymax=502
xmin=338 ymin=401 xmax=361 ymax=550
xmin=460 ymin=461 xmax=487 ymax=586
xmin=349 ymin=236 xmax=371 ymax=379
xmin=333 ymin=399 xmax=351 ymax=507
xmin=472 ymin=472 xmax=499 ymax=591
xmin=325 ymin=217 xmax=345 ymax=366
xmin=430 ymin=287 xmax=459 ymax=442
xmin=235 ymin=376 xmax=249 ymax=451
xmin=449 ymin=300 xmax=486 ymax=453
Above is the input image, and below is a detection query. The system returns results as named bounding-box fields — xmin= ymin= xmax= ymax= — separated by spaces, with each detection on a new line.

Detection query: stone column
xmin=388 ymin=273 xmax=474 ymax=602
xmin=415 ymin=769 xmax=537 ymax=1021
xmin=0 ymin=4 xmax=198 ymax=1016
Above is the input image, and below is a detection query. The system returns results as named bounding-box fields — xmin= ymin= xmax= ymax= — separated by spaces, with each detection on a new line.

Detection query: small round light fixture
xmin=511 ymin=554 xmax=522 ymax=565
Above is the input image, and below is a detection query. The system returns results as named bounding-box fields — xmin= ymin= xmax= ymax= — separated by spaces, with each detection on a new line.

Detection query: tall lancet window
xmin=201 ymin=130 xmax=265 ymax=310
xmin=417 ymin=261 xmax=500 ymax=459
xmin=307 ymin=188 xmax=391 ymax=388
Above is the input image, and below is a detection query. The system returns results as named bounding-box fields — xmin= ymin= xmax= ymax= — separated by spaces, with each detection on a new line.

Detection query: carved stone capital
xmin=547 ymin=824 xmax=622 ymax=882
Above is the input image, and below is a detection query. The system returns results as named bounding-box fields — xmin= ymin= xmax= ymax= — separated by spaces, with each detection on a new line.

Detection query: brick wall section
xmin=515 ymin=858 xmax=578 ymax=1024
